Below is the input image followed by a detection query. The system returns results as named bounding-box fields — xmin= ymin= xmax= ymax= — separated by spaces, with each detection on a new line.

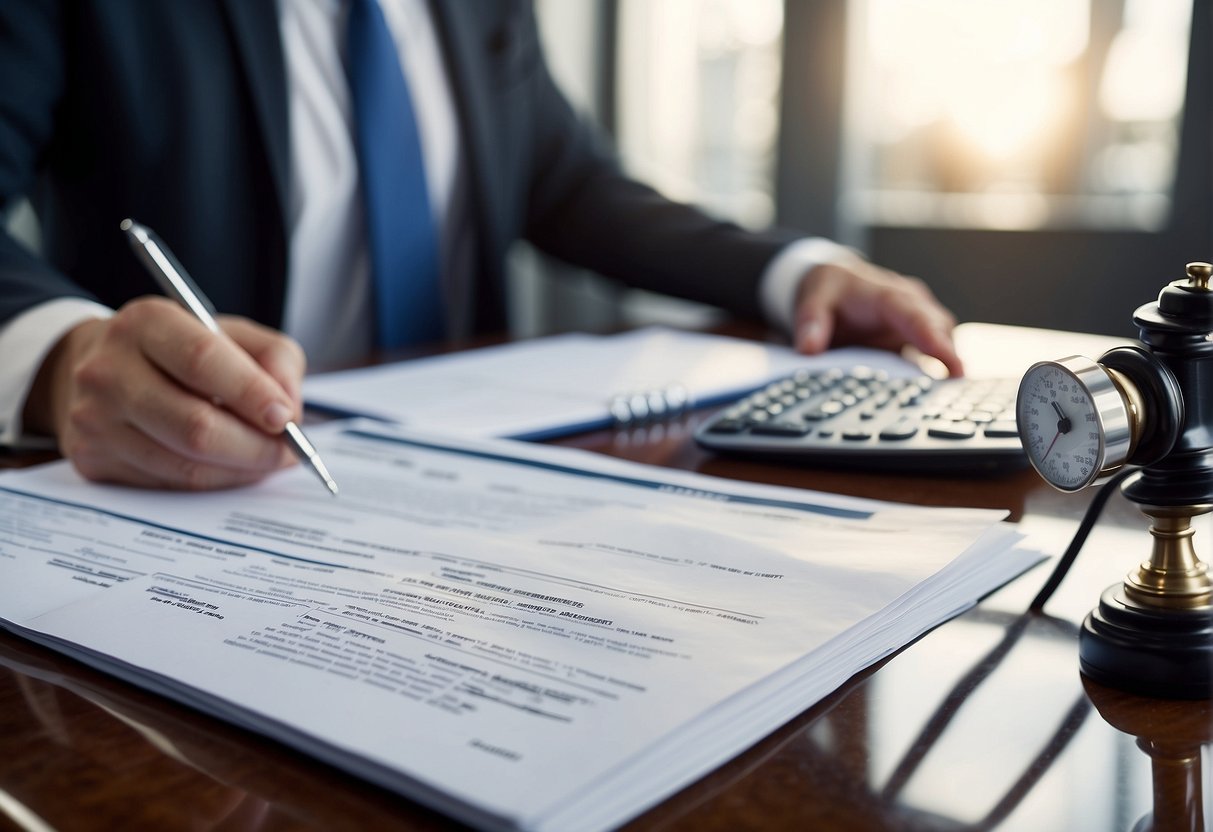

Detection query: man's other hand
xmin=793 ymin=257 xmax=964 ymax=377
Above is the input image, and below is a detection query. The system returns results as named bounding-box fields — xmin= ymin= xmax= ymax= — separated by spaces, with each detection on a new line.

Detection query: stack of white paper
xmin=0 ymin=421 xmax=1041 ymax=831
xmin=303 ymin=327 xmax=913 ymax=439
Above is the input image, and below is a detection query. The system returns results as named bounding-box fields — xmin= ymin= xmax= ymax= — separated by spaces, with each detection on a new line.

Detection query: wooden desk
xmin=1 ymin=401 xmax=1209 ymax=830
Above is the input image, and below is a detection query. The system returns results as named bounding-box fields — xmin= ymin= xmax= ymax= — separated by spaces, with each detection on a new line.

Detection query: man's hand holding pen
xmin=22 ymin=296 xmax=307 ymax=491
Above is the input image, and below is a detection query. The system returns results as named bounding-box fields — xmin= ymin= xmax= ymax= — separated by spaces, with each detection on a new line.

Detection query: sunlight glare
xmin=866 ymin=0 xmax=1088 ymax=160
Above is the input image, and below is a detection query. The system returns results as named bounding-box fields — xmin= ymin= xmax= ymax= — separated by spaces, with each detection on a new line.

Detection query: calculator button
xmin=841 ymin=428 xmax=873 ymax=440
xmin=707 ymin=418 xmax=746 ymax=433
xmin=878 ymin=421 xmax=919 ymax=440
xmin=984 ymin=421 xmax=1021 ymax=438
xmin=752 ymin=421 xmax=812 ymax=436
xmin=928 ymin=421 xmax=977 ymax=439
xmin=811 ymin=401 xmax=846 ymax=418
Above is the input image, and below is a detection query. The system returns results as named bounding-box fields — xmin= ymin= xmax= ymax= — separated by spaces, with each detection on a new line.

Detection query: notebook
xmin=302 ymin=326 xmax=915 ymax=440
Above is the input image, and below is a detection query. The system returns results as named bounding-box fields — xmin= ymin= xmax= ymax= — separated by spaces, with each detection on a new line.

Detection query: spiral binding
xmin=608 ymin=384 xmax=690 ymax=427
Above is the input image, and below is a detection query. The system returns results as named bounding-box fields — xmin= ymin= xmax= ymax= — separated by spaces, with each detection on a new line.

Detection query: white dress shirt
xmin=0 ymin=0 xmax=843 ymax=445
xmin=280 ymin=0 xmax=462 ymax=367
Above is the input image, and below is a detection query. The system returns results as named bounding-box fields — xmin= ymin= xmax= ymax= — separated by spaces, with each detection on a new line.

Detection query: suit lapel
xmin=429 ymin=3 xmax=504 ymax=263
xmin=430 ymin=2 xmax=518 ymax=332
xmin=218 ymin=0 xmax=290 ymax=225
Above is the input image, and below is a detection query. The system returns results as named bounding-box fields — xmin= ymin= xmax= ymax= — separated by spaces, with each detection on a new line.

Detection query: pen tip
xmin=327 ymin=481 xmax=340 ymax=497
xmin=120 ymin=218 xmax=133 ymax=232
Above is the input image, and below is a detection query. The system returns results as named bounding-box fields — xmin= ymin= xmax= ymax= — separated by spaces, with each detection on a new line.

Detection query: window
xmin=616 ymin=0 xmax=785 ymax=229
xmin=841 ymin=0 xmax=1194 ymax=231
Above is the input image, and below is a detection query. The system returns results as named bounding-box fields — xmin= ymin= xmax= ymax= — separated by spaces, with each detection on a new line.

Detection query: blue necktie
xmin=346 ymin=0 xmax=444 ymax=347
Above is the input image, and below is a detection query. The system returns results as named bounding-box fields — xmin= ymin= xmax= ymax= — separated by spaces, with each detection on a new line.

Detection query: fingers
xmin=862 ymin=274 xmax=962 ymax=374
xmin=42 ymin=296 xmax=302 ymax=490
xmin=70 ymin=420 xmax=289 ymax=491
xmin=128 ymin=302 xmax=298 ymax=433
xmin=117 ymin=355 xmax=296 ymax=471
xmin=220 ymin=316 xmax=307 ymax=411
xmin=793 ymin=262 xmax=965 ymax=377
xmin=794 ymin=268 xmax=848 ymax=354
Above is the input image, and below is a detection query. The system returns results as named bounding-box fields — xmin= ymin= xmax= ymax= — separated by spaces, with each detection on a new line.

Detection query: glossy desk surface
xmin=2 ymin=375 xmax=1211 ymax=831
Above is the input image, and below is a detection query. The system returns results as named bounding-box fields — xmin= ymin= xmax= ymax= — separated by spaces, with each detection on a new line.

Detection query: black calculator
xmin=694 ymin=366 xmax=1026 ymax=472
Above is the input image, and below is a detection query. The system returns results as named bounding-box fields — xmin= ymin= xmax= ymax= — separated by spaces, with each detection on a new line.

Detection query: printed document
xmin=0 ymin=421 xmax=1041 ymax=831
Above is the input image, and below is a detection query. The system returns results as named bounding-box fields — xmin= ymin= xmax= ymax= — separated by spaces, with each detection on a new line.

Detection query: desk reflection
xmin=873 ymin=612 xmax=1092 ymax=828
xmin=629 ymin=605 xmax=1168 ymax=831
xmin=1084 ymin=678 xmax=1212 ymax=832
xmin=0 ymin=633 xmax=452 ymax=831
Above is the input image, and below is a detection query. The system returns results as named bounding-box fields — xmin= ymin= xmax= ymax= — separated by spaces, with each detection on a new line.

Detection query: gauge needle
xmin=1051 ymin=401 xmax=1072 ymax=434
xmin=1041 ymin=401 xmax=1071 ymax=462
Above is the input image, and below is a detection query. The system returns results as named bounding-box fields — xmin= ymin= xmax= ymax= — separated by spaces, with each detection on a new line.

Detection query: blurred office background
xmin=526 ymin=0 xmax=1206 ymax=339
xmin=6 ymin=0 xmax=1204 ymax=341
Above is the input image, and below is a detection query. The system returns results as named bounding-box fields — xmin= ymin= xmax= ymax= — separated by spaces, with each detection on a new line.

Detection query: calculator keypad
xmin=695 ymin=367 xmax=1026 ymax=472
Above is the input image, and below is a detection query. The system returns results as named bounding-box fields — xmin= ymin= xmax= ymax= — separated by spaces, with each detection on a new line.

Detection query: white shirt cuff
xmin=0 ymin=298 xmax=113 ymax=447
xmin=758 ymin=237 xmax=862 ymax=334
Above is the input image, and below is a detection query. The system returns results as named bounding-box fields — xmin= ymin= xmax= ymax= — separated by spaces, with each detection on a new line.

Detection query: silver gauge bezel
xmin=1016 ymin=356 xmax=1134 ymax=492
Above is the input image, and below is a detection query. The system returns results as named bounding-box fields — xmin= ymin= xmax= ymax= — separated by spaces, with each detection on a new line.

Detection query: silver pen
xmin=120 ymin=219 xmax=339 ymax=496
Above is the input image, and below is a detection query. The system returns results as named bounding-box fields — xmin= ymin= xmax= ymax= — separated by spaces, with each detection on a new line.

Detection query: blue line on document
xmin=342 ymin=429 xmax=874 ymax=520
xmin=0 ymin=486 xmax=355 ymax=571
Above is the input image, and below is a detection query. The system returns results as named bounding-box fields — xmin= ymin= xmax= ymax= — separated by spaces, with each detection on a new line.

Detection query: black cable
xmin=1028 ymin=466 xmax=1139 ymax=612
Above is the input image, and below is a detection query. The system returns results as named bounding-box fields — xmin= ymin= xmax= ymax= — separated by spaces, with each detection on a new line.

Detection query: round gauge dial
xmin=1016 ymin=357 xmax=1135 ymax=492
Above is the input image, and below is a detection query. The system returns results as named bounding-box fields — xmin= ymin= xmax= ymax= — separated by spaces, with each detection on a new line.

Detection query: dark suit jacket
xmin=0 ymin=1 xmax=797 ymax=337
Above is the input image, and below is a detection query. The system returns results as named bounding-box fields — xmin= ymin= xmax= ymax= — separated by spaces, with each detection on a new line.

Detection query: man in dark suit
xmin=0 ymin=1 xmax=961 ymax=490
